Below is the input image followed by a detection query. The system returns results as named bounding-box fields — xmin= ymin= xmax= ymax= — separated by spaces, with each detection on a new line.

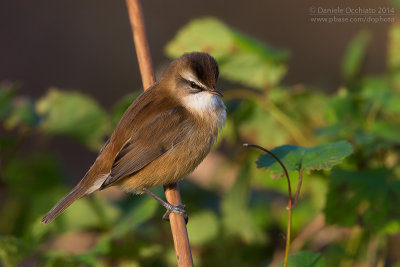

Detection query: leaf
xmin=4 ymin=97 xmax=39 ymax=130
xmin=341 ymin=31 xmax=370 ymax=81
xmin=36 ymin=89 xmax=110 ymax=150
xmin=256 ymin=141 xmax=354 ymax=177
xmin=278 ymin=251 xmax=326 ymax=267
xmin=166 ymin=17 xmax=289 ymax=89
xmin=187 ymin=210 xmax=219 ymax=245
xmin=237 ymin=99 xmax=289 ymax=146
xmin=218 ymin=41 xmax=287 ymax=89
xmin=323 ymin=90 xmax=361 ymax=124
xmin=165 ymin=17 xmax=234 ymax=59
xmin=325 ymin=168 xmax=400 ymax=234
xmin=361 ymin=76 xmax=400 ymax=115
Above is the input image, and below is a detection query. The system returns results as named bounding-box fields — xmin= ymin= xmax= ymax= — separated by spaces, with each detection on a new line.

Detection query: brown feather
xmin=41 ymin=52 xmax=225 ymax=224
xmin=101 ymin=106 xmax=195 ymax=188
xmin=41 ymin=183 xmax=87 ymax=224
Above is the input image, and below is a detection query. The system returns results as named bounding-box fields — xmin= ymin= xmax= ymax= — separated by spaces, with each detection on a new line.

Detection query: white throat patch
xmin=182 ymin=92 xmax=226 ymax=132
xmin=182 ymin=92 xmax=221 ymax=114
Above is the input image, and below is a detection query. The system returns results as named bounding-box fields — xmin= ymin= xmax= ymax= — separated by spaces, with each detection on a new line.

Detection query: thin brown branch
xmin=243 ymin=143 xmax=292 ymax=267
xmin=124 ymin=0 xmax=194 ymax=266
xmin=125 ymin=0 xmax=155 ymax=89
xmin=164 ymin=184 xmax=193 ymax=266
xmin=243 ymin=143 xmax=292 ymax=208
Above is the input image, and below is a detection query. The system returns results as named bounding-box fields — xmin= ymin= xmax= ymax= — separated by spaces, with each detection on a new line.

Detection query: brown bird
xmin=41 ymin=52 xmax=226 ymax=224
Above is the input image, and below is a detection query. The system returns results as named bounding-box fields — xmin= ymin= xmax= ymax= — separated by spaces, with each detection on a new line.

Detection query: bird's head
xmin=162 ymin=52 xmax=223 ymax=114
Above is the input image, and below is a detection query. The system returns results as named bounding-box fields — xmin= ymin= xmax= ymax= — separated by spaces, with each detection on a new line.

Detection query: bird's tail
xmin=41 ymin=185 xmax=87 ymax=224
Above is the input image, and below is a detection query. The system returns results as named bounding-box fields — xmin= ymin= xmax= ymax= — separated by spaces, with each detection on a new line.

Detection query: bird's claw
xmin=162 ymin=204 xmax=188 ymax=224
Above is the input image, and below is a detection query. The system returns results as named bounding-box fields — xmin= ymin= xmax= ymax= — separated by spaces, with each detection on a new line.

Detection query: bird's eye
xmin=190 ymin=81 xmax=197 ymax=89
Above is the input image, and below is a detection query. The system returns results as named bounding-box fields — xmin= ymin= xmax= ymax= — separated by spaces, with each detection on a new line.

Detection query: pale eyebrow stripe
xmin=180 ymin=71 xmax=207 ymax=89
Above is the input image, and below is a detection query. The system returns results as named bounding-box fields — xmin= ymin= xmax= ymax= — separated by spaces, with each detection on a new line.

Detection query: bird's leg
xmin=142 ymin=187 xmax=188 ymax=223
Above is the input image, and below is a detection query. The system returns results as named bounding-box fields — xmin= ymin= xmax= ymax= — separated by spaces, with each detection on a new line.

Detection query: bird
xmin=41 ymin=52 xmax=226 ymax=224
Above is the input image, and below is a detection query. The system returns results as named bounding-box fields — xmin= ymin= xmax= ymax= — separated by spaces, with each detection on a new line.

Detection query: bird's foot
xmin=142 ymin=187 xmax=188 ymax=224
xmin=162 ymin=203 xmax=188 ymax=224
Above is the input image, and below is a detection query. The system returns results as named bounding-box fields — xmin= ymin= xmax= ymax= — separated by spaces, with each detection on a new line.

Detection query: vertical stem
xmin=125 ymin=0 xmax=155 ymax=89
xmin=165 ymin=184 xmax=194 ymax=266
xmin=293 ymin=169 xmax=303 ymax=207
xmin=243 ymin=144 xmax=292 ymax=267
xmin=284 ymin=208 xmax=292 ymax=267
xmin=125 ymin=0 xmax=194 ymax=266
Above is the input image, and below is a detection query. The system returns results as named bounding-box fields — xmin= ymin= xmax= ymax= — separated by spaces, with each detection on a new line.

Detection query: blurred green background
xmin=1 ymin=1 xmax=400 ymax=266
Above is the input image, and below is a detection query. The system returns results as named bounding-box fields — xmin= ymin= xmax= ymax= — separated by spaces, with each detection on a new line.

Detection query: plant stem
xmin=293 ymin=169 xmax=303 ymax=207
xmin=125 ymin=0 xmax=155 ymax=89
xmin=125 ymin=0 xmax=193 ymax=266
xmin=243 ymin=143 xmax=292 ymax=267
xmin=284 ymin=207 xmax=292 ymax=267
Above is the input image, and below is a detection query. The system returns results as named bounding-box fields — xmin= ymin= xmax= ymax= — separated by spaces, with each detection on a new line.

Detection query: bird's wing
xmin=100 ymin=106 xmax=194 ymax=189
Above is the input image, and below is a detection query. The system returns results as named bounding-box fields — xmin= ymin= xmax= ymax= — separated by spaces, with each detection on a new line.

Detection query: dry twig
xmin=124 ymin=0 xmax=194 ymax=265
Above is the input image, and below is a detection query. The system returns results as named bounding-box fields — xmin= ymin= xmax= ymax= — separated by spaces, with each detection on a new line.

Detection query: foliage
xmin=341 ymin=31 xmax=370 ymax=81
xmin=166 ymin=17 xmax=289 ymax=89
xmin=256 ymin=141 xmax=354 ymax=177
xmin=36 ymin=89 xmax=111 ymax=150
xmin=1 ymin=15 xmax=400 ymax=267
xmin=325 ymin=168 xmax=400 ymax=234
xmin=278 ymin=251 xmax=326 ymax=267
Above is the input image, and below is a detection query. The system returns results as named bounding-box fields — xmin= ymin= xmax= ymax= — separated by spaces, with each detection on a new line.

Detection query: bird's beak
xmin=207 ymin=88 xmax=223 ymax=97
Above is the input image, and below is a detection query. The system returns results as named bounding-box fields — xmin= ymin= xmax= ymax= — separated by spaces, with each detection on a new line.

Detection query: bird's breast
xmin=118 ymin=102 xmax=226 ymax=192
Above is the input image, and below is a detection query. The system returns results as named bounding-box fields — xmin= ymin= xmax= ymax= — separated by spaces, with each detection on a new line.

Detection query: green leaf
xmin=341 ymin=31 xmax=370 ymax=81
xmin=187 ymin=210 xmax=219 ymax=245
xmin=256 ymin=141 xmax=354 ymax=177
xmin=237 ymin=99 xmax=289 ymax=146
xmin=218 ymin=41 xmax=287 ymax=89
xmin=166 ymin=17 xmax=289 ymax=89
xmin=4 ymin=97 xmax=39 ymax=130
xmin=323 ymin=90 xmax=361 ymax=124
xmin=165 ymin=17 xmax=234 ymax=59
xmin=278 ymin=251 xmax=326 ymax=267
xmin=325 ymin=168 xmax=400 ymax=234
xmin=361 ymin=76 xmax=400 ymax=115
xmin=36 ymin=89 xmax=110 ymax=150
